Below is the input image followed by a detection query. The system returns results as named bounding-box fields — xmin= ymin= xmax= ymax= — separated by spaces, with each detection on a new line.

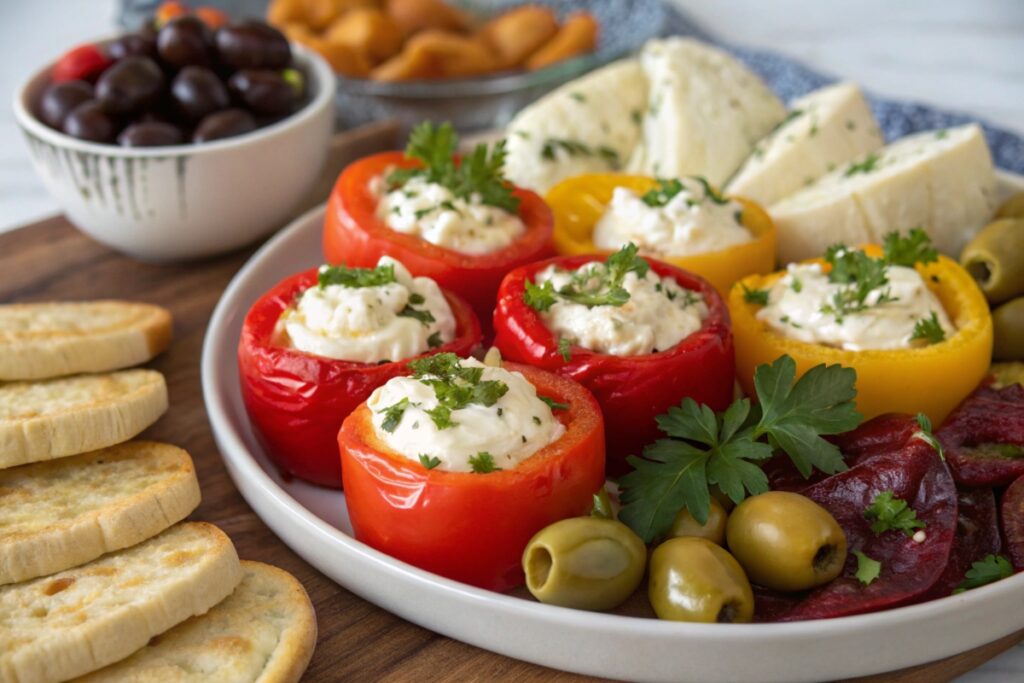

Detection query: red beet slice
xmin=938 ymin=384 xmax=1024 ymax=487
xmin=921 ymin=488 xmax=1001 ymax=600
xmin=772 ymin=415 xmax=957 ymax=621
xmin=1002 ymin=474 xmax=1024 ymax=571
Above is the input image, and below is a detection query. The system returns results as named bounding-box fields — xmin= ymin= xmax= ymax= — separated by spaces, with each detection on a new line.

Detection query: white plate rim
xmin=201 ymin=172 xmax=1024 ymax=683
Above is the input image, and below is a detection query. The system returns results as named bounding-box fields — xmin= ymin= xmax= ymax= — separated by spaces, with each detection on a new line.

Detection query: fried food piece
xmin=386 ymin=0 xmax=473 ymax=36
xmin=479 ymin=5 xmax=558 ymax=68
xmin=526 ymin=12 xmax=599 ymax=71
xmin=372 ymin=30 xmax=498 ymax=80
xmin=326 ymin=7 xmax=404 ymax=63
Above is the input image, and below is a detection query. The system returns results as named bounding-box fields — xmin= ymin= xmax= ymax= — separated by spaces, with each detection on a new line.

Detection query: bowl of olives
xmin=13 ymin=15 xmax=334 ymax=261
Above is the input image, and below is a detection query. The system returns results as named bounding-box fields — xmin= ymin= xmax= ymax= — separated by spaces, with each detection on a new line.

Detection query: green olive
xmin=711 ymin=484 xmax=735 ymax=511
xmin=993 ymin=297 xmax=1024 ymax=361
xmin=960 ymin=218 xmax=1024 ymax=305
xmin=726 ymin=491 xmax=847 ymax=592
xmin=991 ymin=361 xmax=1024 ymax=388
xmin=648 ymin=537 xmax=754 ymax=623
xmin=996 ymin=192 xmax=1024 ymax=219
xmin=667 ymin=498 xmax=728 ymax=545
xmin=523 ymin=517 xmax=646 ymax=611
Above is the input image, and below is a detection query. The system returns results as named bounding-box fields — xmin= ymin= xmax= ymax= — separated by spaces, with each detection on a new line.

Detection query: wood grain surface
xmin=2 ymin=204 xmax=1020 ymax=681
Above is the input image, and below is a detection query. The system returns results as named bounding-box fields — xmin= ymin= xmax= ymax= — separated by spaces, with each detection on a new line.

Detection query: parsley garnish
xmin=408 ymin=353 xmax=508 ymax=431
xmin=692 ymin=176 xmax=729 ymax=205
xmin=853 ymin=550 xmax=882 ymax=585
xmin=619 ymin=355 xmax=860 ymax=541
xmin=427 ymin=331 xmax=443 ymax=348
xmin=844 ymin=153 xmax=881 ymax=177
xmin=914 ymin=412 xmax=945 ymax=460
xmin=557 ymin=337 xmax=573 ymax=362
xmin=523 ymin=243 xmax=649 ymax=312
xmin=469 ymin=451 xmax=500 ymax=473
xmin=741 ymin=283 xmax=770 ymax=306
xmin=883 ymin=228 xmax=939 ymax=268
xmin=864 ymin=491 xmax=925 ymax=536
xmin=387 ymin=122 xmax=519 ymax=213
xmin=318 ymin=263 xmax=396 ymax=289
xmin=380 ymin=397 xmax=412 ymax=433
xmin=539 ymin=138 xmax=622 ymax=170
xmin=641 ymin=178 xmax=684 ymax=208
xmin=539 ymin=395 xmax=568 ymax=411
xmin=397 ymin=305 xmax=435 ymax=325
xmin=418 ymin=454 xmax=441 ymax=469
xmin=953 ymin=555 xmax=1013 ymax=593
xmin=910 ymin=311 xmax=946 ymax=345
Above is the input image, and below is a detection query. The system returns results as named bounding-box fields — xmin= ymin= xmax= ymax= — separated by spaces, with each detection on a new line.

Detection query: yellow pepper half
xmin=545 ymin=174 xmax=778 ymax=296
xmin=729 ymin=249 xmax=994 ymax=424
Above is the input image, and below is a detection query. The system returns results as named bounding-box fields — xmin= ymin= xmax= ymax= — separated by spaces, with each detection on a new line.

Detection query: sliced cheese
xmin=770 ymin=123 xmax=997 ymax=264
xmin=628 ymin=37 xmax=786 ymax=185
xmin=726 ymin=81 xmax=884 ymax=206
xmin=504 ymin=58 xmax=648 ymax=193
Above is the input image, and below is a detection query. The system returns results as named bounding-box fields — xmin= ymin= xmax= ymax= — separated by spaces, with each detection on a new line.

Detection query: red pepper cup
xmin=238 ymin=267 xmax=482 ymax=488
xmin=322 ymin=151 xmax=555 ymax=331
xmin=493 ymin=254 xmax=735 ymax=477
xmin=339 ymin=362 xmax=606 ymax=591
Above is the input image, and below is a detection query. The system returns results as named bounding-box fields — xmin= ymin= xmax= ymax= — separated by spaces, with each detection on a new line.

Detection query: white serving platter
xmin=201 ymin=172 xmax=1024 ymax=683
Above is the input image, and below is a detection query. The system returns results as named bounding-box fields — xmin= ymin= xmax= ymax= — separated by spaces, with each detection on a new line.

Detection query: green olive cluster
xmin=522 ymin=489 xmax=847 ymax=623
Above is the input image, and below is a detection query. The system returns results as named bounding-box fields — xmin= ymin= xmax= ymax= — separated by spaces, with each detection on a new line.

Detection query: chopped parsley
xmin=523 ymin=243 xmax=649 ymax=312
xmin=539 ymin=395 xmax=569 ymax=411
xmin=469 ymin=451 xmax=500 ymax=473
xmin=618 ymin=355 xmax=860 ymax=541
xmin=408 ymin=293 xmax=425 ymax=305
xmin=397 ymin=305 xmax=435 ymax=325
xmin=380 ymin=397 xmax=413 ymax=433
xmin=791 ymin=276 xmax=803 ymax=293
xmin=853 ymin=550 xmax=882 ymax=586
xmin=953 ymin=555 xmax=1013 ymax=593
xmin=844 ymin=153 xmax=881 ymax=177
xmin=386 ymin=122 xmax=519 ymax=213
xmin=418 ymin=454 xmax=441 ymax=469
xmin=407 ymin=353 xmax=509 ymax=430
xmin=692 ymin=176 xmax=729 ymax=205
xmin=539 ymin=137 xmax=622 ymax=170
xmin=427 ymin=331 xmax=443 ymax=348
xmin=741 ymin=284 xmax=770 ymax=306
xmin=569 ymin=92 xmax=586 ymax=103
xmin=864 ymin=491 xmax=925 ymax=536
xmin=318 ymin=263 xmax=396 ymax=289
xmin=914 ymin=412 xmax=945 ymax=461
xmin=883 ymin=227 xmax=939 ymax=268
xmin=557 ymin=337 xmax=573 ymax=362
xmin=641 ymin=178 xmax=685 ymax=207
xmin=630 ymin=108 xmax=643 ymax=125
xmin=910 ymin=311 xmax=946 ymax=345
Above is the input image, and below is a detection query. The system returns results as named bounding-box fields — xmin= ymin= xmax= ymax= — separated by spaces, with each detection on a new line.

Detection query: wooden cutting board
xmin=1 ymin=122 xmax=1020 ymax=683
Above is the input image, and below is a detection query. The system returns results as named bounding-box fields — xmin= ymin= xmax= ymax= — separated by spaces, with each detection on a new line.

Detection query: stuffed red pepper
xmin=239 ymin=258 xmax=481 ymax=487
xmin=493 ymin=244 xmax=735 ymax=476
xmin=339 ymin=353 xmax=605 ymax=591
xmin=322 ymin=122 xmax=554 ymax=326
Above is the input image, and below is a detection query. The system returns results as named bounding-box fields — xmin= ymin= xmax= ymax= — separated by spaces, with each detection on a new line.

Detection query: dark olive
xmin=118 ymin=121 xmax=184 ymax=147
xmin=38 ymin=80 xmax=93 ymax=129
xmin=107 ymin=32 xmax=158 ymax=61
xmin=158 ymin=16 xmax=213 ymax=68
xmin=192 ymin=108 xmax=256 ymax=142
xmin=960 ymin=218 xmax=1024 ymax=305
xmin=993 ymin=297 xmax=1024 ymax=362
xmin=95 ymin=56 xmax=165 ymax=115
xmin=171 ymin=66 xmax=229 ymax=122
xmin=62 ymin=100 xmax=117 ymax=143
xmin=215 ymin=20 xmax=291 ymax=70
xmin=228 ymin=69 xmax=295 ymax=115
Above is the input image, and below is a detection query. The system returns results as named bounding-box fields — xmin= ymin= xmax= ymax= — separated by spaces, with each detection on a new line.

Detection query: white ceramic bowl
xmin=13 ymin=41 xmax=335 ymax=261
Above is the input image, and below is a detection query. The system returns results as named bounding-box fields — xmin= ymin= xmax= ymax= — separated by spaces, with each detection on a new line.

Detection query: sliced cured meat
xmin=939 ymin=383 xmax=1024 ymax=487
xmin=922 ymin=488 xmax=1002 ymax=600
xmin=1002 ymin=474 xmax=1024 ymax=571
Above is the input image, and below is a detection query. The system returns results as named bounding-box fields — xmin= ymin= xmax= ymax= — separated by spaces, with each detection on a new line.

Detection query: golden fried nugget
xmin=479 ymin=5 xmax=558 ymax=68
xmin=525 ymin=12 xmax=598 ymax=71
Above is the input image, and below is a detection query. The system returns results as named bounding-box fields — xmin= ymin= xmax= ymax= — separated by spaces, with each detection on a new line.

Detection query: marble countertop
xmin=1 ymin=1 xmax=1022 ymax=679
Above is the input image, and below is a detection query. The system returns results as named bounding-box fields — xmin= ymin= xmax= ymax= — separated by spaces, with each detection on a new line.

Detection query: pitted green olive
xmin=993 ymin=297 xmax=1024 ymax=361
xmin=648 ymin=537 xmax=754 ymax=623
xmin=523 ymin=517 xmax=646 ymax=611
xmin=667 ymin=497 xmax=728 ymax=545
xmin=960 ymin=218 xmax=1024 ymax=305
xmin=996 ymin=192 xmax=1024 ymax=219
xmin=726 ymin=491 xmax=847 ymax=592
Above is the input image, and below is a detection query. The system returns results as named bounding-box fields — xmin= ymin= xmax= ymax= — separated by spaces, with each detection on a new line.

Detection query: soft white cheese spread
xmin=367 ymin=357 xmax=565 ymax=472
xmin=755 ymin=262 xmax=955 ymax=351
xmin=279 ymin=257 xmax=455 ymax=363
xmin=592 ymin=179 xmax=752 ymax=257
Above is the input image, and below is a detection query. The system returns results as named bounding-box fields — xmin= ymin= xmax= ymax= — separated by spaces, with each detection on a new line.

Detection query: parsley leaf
xmin=853 ymin=550 xmax=882 ymax=585
xmin=864 ymin=491 xmax=926 ymax=536
xmin=641 ymin=178 xmax=684 ymax=207
xmin=523 ymin=279 xmax=558 ymax=312
xmin=692 ymin=176 xmax=729 ymax=205
xmin=407 ymin=353 xmax=509 ymax=430
xmin=469 ymin=451 xmax=500 ymax=473
xmin=380 ymin=397 xmax=412 ymax=433
xmin=539 ymin=395 xmax=568 ymax=411
xmin=318 ymin=263 xmax=396 ymax=289
xmin=883 ymin=228 xmax=938 ymax=268
xmin=820 ymin=246 xmax=896 ymax=322
xmin=844 ymin=153 xmax=881 ymax=177
xmin=388 ymin=122 xmax=519 ymax=213
xmin=397 ymin=305 xmax=435 ymax=325
xmin=523 ymin=244 xmax=650 ymax=312
xmin=557 ymin=337 xmax=573 ymax=362
xmin=953 ymin=555 xmax=1013 ymax=593
xmin=618 ymin=355 xmax=860 ymax=542
xmin=427 ymin=331 xmax=443 ymax=348
xmin=910 ymin=311 xmax=946 ymax=345
xmin=741 ymin=283 xmax=770 ymax=306
xmin=914 ymin=412 xmax=945 ymax=461
xmin=418 ymin=454 xmax=441 ymax=469
xmin=540 ymin=138 xmax=622 ymax=170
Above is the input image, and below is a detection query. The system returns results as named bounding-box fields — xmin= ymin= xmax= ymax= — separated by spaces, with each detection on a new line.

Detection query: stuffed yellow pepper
xmin=545 ymin=174 xmax=777 ymax=295
xmin=729 ymin=230 xmax=993 ymax=424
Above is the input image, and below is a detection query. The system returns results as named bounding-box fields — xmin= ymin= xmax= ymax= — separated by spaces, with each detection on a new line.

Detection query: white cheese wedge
xmin=726 ymin=82 xmax=884 ymax=206
xmin=504 ymin=59 xmax=648 ymax=193
xmin=628 ymin=38 xmax=786 ymax=185
xmin=770 ymin=124 xmax=997 ymax=264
